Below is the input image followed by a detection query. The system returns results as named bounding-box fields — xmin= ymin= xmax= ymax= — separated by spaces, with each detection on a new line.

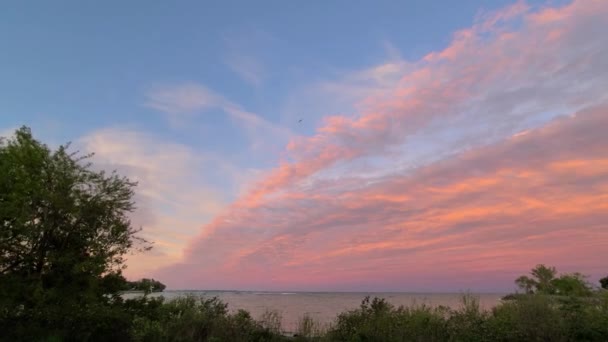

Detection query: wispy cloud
xmin=160 ymin=105 xmax=608 ymax=291
xmin=144 ymin=83 xmax=223 ymax=116
xmin=155 ymin=0 xmax=608 ymax=291
xmin=280 ymin=53 xmax=412 ymax=129
xmin=225 ymin=54 xmax=266 ymax=87
xmin=78 ymin=127 xmax=248 ymax=279
xmin=221 ymin=29 xmax=275 ymax=87
xmin=251 ymin=0 xmax=608 ymax=206
xmin=144 ymin=82 xmax=294 ymax=152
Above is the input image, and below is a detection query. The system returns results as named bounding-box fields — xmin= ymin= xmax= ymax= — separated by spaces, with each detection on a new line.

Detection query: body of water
xmin=124 ymin=291 xmax=506 ymax=332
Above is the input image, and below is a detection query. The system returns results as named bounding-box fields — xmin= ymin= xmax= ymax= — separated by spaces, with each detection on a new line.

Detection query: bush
xmin=294 ymin=314 xmax=325 ymax=340
xmin=326 ymin=296 xmax=449 ymax=341
xmin=0 ymin=299 xmax=133 ymax=342
xmin=258 ymin=310 xmax=283 ymax=336
xmin=445 ymin=294 xmax=489 ymax=341
xmin=325 ymin=293 xmax=608 ymax=342
xmin=128 ymin=295 xmax=287 ymax=342
xmin=3 ymin=283 xmax=608 ymax=341
xmin=487 ymin=295 xmax=566 ymax=341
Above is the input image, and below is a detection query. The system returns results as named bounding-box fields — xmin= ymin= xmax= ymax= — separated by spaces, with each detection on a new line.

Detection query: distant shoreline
xmin=158 ymin=290 xmax=510 ymax=295
xmin=119 ymin=290 xmax=164 ymax=294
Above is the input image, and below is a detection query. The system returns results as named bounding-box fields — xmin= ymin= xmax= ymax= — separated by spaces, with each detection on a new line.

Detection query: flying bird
xmin=298 ymin=119 xmax=303 ymax=123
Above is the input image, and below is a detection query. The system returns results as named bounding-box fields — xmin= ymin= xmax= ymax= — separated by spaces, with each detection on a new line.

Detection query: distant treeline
xmin=125 ymin=278 xmax=166 ymax=293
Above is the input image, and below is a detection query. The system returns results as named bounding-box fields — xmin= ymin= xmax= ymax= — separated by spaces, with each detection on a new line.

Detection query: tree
xmin=126 ymin=278 xmax=167 ymax=294
xmin=551 ymin=273 xmax=593 ymax=296
xmin=600 ymin=276 xmax=608 ymax=290
xmin=0 ymin=126 xmax=149 ymax=339
xmin=531 ymin=264 xmax=557 ymax=294
xmin=515 ymin=275 xmax=536 ymax=294
xmin=515 ymin=264 xmax=557 ymax=294
xmin=514 ymin=265 xmax=596 ymax=297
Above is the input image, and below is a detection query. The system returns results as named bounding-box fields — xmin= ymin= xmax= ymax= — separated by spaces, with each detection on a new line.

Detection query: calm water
xmin=123 ymin=291 xmax=505 ymax=333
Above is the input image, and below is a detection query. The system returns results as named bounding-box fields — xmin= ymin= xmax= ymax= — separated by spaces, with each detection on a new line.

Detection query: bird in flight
xmin=298 ymin=119 xmax=303 ymax=123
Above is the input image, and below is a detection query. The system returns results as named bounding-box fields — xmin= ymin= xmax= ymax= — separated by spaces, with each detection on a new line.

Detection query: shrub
xmin=128 ymin=295 xmax=287 ymax=342
xmin=326 ymin=296 xmax=449 ymax=341
xmin=487 ymin=295 xmax=566 ymax=341
xmin=294 ymin=314 xmax=326 ymax=341
xmin=445 ymin=294 xmax=489 ymax=341
xmin=258 ymin=309 xmax=283 ymax=335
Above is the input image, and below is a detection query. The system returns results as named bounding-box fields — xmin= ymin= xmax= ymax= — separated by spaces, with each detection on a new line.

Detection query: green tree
xmin=600 ymin=276 xmax=608 ymax=290
xmin=127 ymin=278 xmax=167 ymax=294
xmin=515 ymin=275 xmax=537 ymax=294
xmin=531 ymin=264 xmax=557 ymax=294
xmin=551 ymin=273 xmax=593 ymax=296
xmin=515 ymin=264 xmax=557 ymax=294
xmin=0 ymin=126 xmax=149 ymax=340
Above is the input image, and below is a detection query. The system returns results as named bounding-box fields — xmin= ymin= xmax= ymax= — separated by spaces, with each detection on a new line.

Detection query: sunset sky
xmin=1 ymin=0 xmax=607 ymax=292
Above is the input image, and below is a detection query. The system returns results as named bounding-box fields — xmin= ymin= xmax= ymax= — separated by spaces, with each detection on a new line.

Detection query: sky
xmin=1 ymin=0 xmax=607 ymax=292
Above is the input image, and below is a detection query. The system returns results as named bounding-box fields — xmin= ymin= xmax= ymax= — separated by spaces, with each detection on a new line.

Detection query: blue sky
xmin=2 ymin=0 xmax=528 ymax=139
xmin=2 ymin=0 xmax=533 ymax=204
xmin=2 ymin=0 xmax=607 ymax=291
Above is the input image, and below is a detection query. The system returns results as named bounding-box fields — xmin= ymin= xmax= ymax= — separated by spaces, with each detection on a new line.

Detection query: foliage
xmin=600 ymin=275 xmax=608 ymax=289
xmin=98 ymin=272 xmax=166 ymax=295
xmin=120 ymin=291 xmax=608 ymax=341
xmin=127 ymin=278 xmax=167 ymax=294
xmin=488 ymin=293 xmax=608 ymax=341
xmin=128 ymin=295 xmax=286 ymax=342
xmin=515 ymin=264 xmax=593 ymax=296
xmin=325 ymin=296 xmax=449 ymax=341
xmin=322 ymin=293 xmax=608 ymax=342
xmin=515 ymin=264 xmax=557 ymax=294
xmin=0 ymin=126 xmax=148 ymax=340
xmin=294 ymin=314 xmax=325 ymax=340
xmin=488 ymin=294 xmax=566 ymax=341
xmin=258 ymin=310 xmax=283 ymax=335
xmin=514 ymin=275 xmax=537 ymax=294
xmin=552 ymin=273 xmax=593 ymax=297
xmin=444 ymin=294 xmax=489 ymax=340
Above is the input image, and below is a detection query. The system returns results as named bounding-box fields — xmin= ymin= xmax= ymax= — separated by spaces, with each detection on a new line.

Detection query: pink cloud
xmin=153 ymin=1 xmax=608 ymax=291
xmin=250 ymin=0 xmax=606 ymax=203
xmin=156 ymin=105 xmax=608 ymax=291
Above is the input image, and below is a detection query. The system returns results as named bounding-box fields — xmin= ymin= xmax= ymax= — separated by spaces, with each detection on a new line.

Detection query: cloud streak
xmin=161 ymin=105 xmax=608 ymax=291
xmin=144 ymin=83 xmax=293 ymax=151
xmin=245 ymin=0 xmax=608 ymax=208
xmin=222 ymin=29 xmax=275 ymax=87
xmin=155 ymin=0 xmax=608 ymax=291
xmin=78 ymin=128 xmax=247 ymax=279
xmin=225 ymin=54 xmax=266 ymax=87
